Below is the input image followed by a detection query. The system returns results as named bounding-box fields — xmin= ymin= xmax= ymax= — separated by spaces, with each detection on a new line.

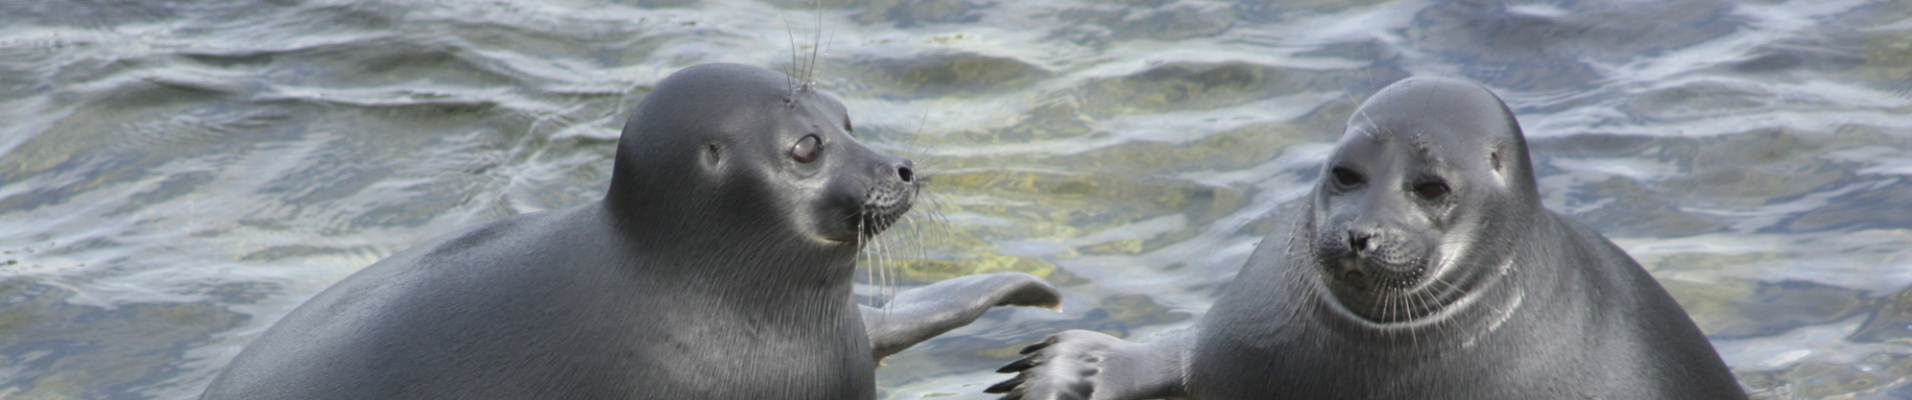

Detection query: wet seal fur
xmin=987 ymin=77 xmax=1744 ymax=399
xmin=202 ymin=63 xmax=1061 ymax=400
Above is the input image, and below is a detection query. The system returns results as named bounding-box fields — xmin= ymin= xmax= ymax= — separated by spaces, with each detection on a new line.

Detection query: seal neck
xmin=591 ymin=200 xmax=862 ymax=301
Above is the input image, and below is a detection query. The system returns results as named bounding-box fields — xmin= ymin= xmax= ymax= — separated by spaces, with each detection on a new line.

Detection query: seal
xmin=987 ymin=77 xmax=1745 ymax=399
xmin=201 ymin=63 xmax=1062 ymax=400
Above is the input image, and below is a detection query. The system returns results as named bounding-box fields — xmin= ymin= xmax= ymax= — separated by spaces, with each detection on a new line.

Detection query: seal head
xmin=1312 ymin=76 xmax=1535 ymax=325
xmin=607 ymin=63 xmax=916 ymax=250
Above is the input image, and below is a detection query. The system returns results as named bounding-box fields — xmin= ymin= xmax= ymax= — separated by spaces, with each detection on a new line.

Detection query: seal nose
xmin=1348 ymin=230 xmax=1372 ymax=254
xmin=894 ymin=159 xmax=914 ymax=183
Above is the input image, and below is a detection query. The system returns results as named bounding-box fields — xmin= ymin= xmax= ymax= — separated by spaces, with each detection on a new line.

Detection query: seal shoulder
xmin=1544 ymin=212 xmax=1746 ymax=397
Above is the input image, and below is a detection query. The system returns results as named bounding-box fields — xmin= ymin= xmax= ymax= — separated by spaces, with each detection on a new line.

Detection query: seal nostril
xmin=897 ymin=166 xmax=913 ymax=182
xmin=1349 ymin=232 xmax=1369 ymax=253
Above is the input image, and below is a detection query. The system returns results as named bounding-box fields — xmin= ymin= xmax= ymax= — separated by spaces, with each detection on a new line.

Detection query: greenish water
xmin=3 ymin=0 xmax=1912 ymax=398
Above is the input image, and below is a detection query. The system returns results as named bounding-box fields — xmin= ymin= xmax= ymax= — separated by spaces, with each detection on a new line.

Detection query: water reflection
xmin=1 ymin=0 xmax=1910 ymax=399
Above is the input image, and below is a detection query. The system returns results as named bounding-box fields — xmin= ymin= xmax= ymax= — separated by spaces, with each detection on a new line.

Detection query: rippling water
xmin=3 ymin=0 xmax=1911 ymax=398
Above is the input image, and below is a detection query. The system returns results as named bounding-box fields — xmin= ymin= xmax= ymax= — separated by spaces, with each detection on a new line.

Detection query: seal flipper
xmin=986 ymin=330 xmax=1191 ymax=400
xmin=862 ymin=273 xmax=1062 ymax=361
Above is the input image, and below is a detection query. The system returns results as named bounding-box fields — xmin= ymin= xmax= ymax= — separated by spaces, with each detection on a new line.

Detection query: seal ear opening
xmin=1487 ymin=141 xmax=1515 ymax=188
xmin=1489 ymin=140 xmax=1515 ymax=180
xmin=704 ymin=142 xmax=722 ymax=168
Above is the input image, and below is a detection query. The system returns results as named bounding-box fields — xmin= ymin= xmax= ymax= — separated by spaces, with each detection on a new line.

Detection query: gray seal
xmin=988 ymin=76 xmax=1744 ymax=399
xmin=201 ymin=63 xmax=1061 ymax=400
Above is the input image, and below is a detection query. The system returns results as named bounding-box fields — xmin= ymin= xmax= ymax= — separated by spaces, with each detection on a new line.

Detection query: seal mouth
xmin=1331 ymin=257 xmax=1428 ymax=292
xmin=854 ymin=180 xmax=917 ymax=238
xmin=1316 ymin=231 xmax=1431 ymax=293
xmin=1323 ymin=255 xmax=1449 ymax=325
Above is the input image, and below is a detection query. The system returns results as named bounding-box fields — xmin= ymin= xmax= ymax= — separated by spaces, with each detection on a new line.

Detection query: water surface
xmin=3 ymin=0 xmax=1911 ymax=398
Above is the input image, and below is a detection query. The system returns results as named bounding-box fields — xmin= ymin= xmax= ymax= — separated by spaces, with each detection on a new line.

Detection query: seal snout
xmin=857 ymin=158 xmax=918 ymax=237
xmin=857 ymin=185 xmax=915 ymax=237
xmin=1319 ymin=223 xmax=1432 ymax=291
xmin=1341 ymin=227 xmax=1408 ymax=266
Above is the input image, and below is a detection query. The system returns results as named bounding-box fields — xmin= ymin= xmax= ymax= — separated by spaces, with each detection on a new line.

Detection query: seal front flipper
xmin=862 ymin=272 xmax=1062 ymax=360
xmin=986 ymin=329 xmax=1191 ymax=400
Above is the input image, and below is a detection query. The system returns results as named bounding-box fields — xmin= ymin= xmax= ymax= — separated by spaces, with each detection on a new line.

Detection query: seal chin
xmin=1318 ymin=243 xmax=1452 ymax=324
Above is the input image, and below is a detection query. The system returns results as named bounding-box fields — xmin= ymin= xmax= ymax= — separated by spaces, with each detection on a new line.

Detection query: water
xmin=2 ymin=0 xmax=1910 ymax=398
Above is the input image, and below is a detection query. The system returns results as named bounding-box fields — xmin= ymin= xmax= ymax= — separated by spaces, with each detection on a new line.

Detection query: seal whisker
xmin=879 ymin=229 xmax=894 ymax=308
xmin=1394 ymin=288 xmax=1408 ymax=327
xmin=1421 ymin=275 xmax=1472 ymax=304
xmin=910 ymin=110 xmax=930 ymax=152
xmin=1416 ymin=274 xmax=1490 ymax=339
xmin=865 ymin=213 xmax=877 ymax=303
xmin=880 ymin=223 xmax=896 ymax=309
xmin=1407 ymin=287 xmax=1422 ymax=346
xmin=806 ymin=0 xmax=824 ymax=87
xmin=858 ymin=209 xmax=877 ymax=309
xmin=888 ymin=217 xmax=905 ymax=305
xmin=1416 ymin=276 xmax=1463 ymax=308
xmin=878 ymin=221 xmax=896 ymax=309
xmin=1414 ymin=289 xmax=1430 ymax=346
xmin=1354 ymin=105 xmax=1384 ymax=141
xmin=1375 ymin=288 xmax=1389 ymax=324
xmin=1380 ymin=289 xmax=1395 ymax=327
xmin=865 ymin=210 xmax=892 ymax=310
xmin=887 ymin=228 xmax=899 ymax=305
xmin=869 ymin=213 xmax=888 ymax=309
xmin=907 ymin=177 xmax=951 ymax=230
xmin=907 ymin=214 xmax=928 ymax=297
xmin=779 ymin=7 xmax=801 ymax=99
xmin=818 ymin=5 xmax=837 ymax=88
xmin=1400 ymin=289 xmax=1417 ymax=345
xmin=875 ymin=217 xmax=894 ymax=308
xmin=866 ymin=229 xmax=880 ymax=308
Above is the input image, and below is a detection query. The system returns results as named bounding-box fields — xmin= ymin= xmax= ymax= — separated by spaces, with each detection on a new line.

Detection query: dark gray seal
xmin=201 ymin=63 xmax=1061 ymax=400
xmin=987 ymin=76 xmax=1745 ymax=399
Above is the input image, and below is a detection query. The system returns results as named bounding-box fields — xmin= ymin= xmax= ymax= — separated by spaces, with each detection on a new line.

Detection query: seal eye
xmin=1414 ymin=181 xmax=1449 ymax=200
xmin=1332 ymin=167 xmax=1364 ymax=188
xmin=791 ymin=135 xmax=821 ymax=163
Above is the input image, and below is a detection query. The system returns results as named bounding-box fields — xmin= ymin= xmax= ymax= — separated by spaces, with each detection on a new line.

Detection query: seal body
xmin=205 ymin=204 xmax=876 ymax=399
xmin=203 ymin=63 xmax=1060 ymax=400
xmin=990 ymin=77 xmax=1743 ymax=400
